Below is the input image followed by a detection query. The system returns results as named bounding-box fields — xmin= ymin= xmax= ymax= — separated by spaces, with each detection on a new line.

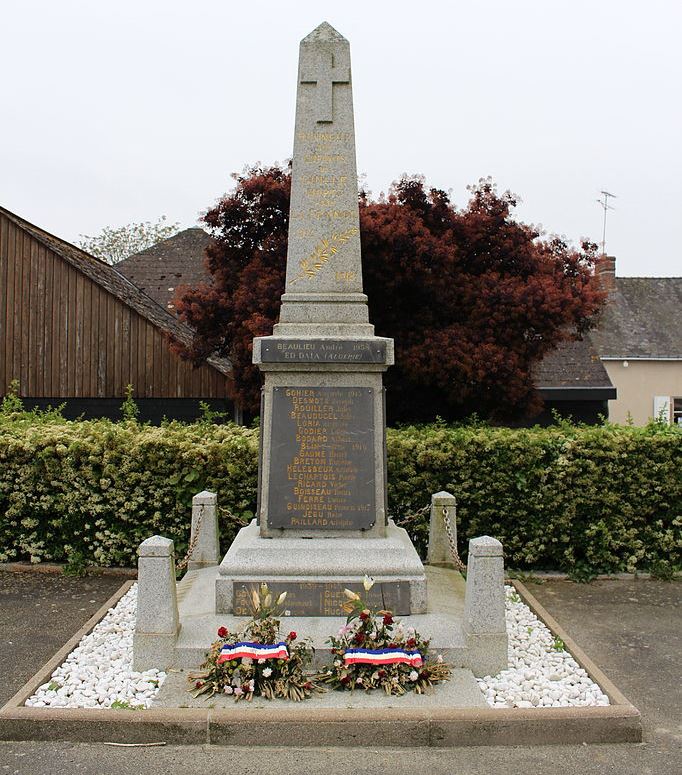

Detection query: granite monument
xmin=215 ymin=21 xmax=427 ymax=615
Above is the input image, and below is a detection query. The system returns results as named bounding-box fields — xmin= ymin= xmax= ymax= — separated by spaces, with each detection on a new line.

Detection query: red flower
xmin=195 ymin=680 xmax=203 ymax=688
xmin=378 ymin=669 xmax=387 ymax=678
xmin=217 ymin=626 xmax=229 ymax=638
xmin=359 ymin=611 xmax=370 ymax=621
xmin=288 ymin=631 xmax=297 ymax=641
xmin=383 ymin=614 xmax=393 ymax=626
xmin=354 ymin=632 xmax=365 ymax=644
xmin=340 ymin=675 xmax=351 ymax=685
xmin=304 ymin=681 xmax=313 ymax=690
xmin=406 ymin=638 xmax=417 ymax=649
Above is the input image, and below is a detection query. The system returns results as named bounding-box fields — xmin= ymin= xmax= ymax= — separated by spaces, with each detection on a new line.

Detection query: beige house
xmin=590 ymin=257 xmax=682 ymax=425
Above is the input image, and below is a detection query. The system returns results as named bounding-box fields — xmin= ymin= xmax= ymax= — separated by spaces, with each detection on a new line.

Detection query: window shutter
xmin=653 ymin=395 xmax=671 ymax=423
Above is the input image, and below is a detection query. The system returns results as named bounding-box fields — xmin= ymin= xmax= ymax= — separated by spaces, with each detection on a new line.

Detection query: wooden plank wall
xmin=0 ymin=213 xmax=229 ymax=398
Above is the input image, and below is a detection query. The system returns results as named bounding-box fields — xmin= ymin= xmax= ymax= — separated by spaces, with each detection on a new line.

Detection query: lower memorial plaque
xmin=267 ymin=386 xmax=375 ymax=530
xmin=233 ymin=581 xmax=410 ymax=617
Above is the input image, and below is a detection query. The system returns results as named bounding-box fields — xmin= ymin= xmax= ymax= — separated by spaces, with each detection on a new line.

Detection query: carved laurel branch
xmin=292 ymin=227 xmax=359 ymax=284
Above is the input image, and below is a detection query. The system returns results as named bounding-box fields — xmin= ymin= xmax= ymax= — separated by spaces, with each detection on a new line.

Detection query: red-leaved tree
xmin=174 ymin=166 xmax=605 ymax=422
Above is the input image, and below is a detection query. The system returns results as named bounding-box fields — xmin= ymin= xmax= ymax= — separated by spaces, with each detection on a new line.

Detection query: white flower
xmin=258 ymin=658 xmax=265 ymax=664
xmin=276 ymin=591 xmax=288 ymax=605
xmin=356 ymin=677 xmax=363 ymax=684
xmin=343 ymin=589 xmax=360 ymax=601
xmin=262 ymin=667 xmax=272 ymax=678
xmin=362 ymin=575 xmax=375 ymax=592
xmin=409 ymin=670 xmax=418 ymax=681
xmin=234 ymin=687 xmax=243 ymax=696
xmin=369 ymin=632 xmax=377 ymax=641
xmin=241 ymin=657 xmax=253 ymax=666
xmin=437 ymin=654 xmax=444 ymax=663
xmin=223 ymin=685 xmax=233 ymax=694
xmin=248 ymin=679 xmax=255 ymax=691
xmin=334 ymin=660 xmax=341 ymax=667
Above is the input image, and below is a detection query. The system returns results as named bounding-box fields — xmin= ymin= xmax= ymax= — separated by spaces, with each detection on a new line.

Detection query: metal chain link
xmin=176 ymin=503 xmax=204 ymax=573
xmin=441 ymin=503 xmax=467 ymax=573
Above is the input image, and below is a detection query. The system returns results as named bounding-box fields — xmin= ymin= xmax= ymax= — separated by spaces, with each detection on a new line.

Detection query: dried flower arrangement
xmin=190 ymin=583 xmax=319 ymax=702
xmin=316 ymin=577 xmax=451 ymax=695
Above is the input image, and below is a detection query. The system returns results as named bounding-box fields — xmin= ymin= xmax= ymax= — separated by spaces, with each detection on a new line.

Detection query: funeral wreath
xmin=316 ymin=576 xmax=451 ymax=695
xmin=190 ymin=583 xmax=319 ymax=701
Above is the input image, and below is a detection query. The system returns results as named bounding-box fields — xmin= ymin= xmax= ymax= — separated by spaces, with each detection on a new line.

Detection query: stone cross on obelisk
xmin=299 ymin=45 xmax=350 ymax=123
xmin=276 ymin=21 xmax=371 ymax=334
xmin=217 ymin=22 xmax=427 ymax=617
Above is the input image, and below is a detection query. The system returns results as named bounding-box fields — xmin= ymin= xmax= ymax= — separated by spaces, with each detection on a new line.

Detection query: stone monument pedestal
xmin=216 ymin=519 xmax=427 ymax=615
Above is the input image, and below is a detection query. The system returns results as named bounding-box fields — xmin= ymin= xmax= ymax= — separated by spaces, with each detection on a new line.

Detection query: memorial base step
xmin=214 ymin=519 xmax=428 ymax=614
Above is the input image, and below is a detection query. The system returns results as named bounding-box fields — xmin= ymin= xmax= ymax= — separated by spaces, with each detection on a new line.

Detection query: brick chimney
xmin=595 ymin=254 xmax=616 ymax=293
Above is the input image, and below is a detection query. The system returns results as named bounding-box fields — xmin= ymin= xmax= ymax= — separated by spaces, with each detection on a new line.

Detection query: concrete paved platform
xmin=153 ymin=667 xmax=487 ymax=709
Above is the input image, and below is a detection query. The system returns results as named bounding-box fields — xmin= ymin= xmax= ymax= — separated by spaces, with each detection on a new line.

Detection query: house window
xmin=673 ymin=398 xmax=682 ymax=426
xmin=653 ymin=395 xmax=671 ymax=423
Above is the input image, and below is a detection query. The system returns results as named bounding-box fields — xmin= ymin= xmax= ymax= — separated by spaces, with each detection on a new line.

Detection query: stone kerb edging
xmin=510 ymin=580 xmax=637 ymax=710
xmin=0 ymin=580 xmax=642 ymax=747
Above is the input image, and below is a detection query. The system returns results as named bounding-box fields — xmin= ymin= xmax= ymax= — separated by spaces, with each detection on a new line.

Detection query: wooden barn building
xmin=0 ymin=206 xmax=233 ymax=423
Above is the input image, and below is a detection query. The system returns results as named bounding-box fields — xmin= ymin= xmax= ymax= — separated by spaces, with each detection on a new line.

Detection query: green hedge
xmin=386 ymin=422 xmax=681 ymax=578
xmin=0 ymin=410 xmax=680 ymax=577
xmin=0 ymin=415 xmax=259 ymax=569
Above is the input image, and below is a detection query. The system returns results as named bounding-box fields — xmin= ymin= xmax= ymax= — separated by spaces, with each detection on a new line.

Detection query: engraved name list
xmin=266 ymin=386 xmax=375 ymax=530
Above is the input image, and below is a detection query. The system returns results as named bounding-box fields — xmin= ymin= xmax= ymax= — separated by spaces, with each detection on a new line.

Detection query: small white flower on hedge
xmin=262 ymin=667 xmax=272 ymax=678
xmin=409 ymin=670 xmax=419 ymax=681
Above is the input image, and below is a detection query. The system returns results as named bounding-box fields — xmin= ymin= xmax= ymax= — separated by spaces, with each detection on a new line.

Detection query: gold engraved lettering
xmin=303 ymin=152 xmax=346 ymax=165
xmin=291 ymin=227 xmax=359 ymax=284
xmin=296 ymin=131 xmax=352 ymax=144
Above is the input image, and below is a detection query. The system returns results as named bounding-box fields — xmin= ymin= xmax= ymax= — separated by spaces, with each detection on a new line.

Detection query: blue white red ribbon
xmin=218 ymin=641 xmax=289 ymax=663
xmin=343 ymin=648 xmax=423 ymax=667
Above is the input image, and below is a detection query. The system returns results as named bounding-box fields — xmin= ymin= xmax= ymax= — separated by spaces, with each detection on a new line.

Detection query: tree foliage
xmin=174 ymin=166 xmax=606 ymax=421
xmin=78 ymin=216 xmax=181 ymax=264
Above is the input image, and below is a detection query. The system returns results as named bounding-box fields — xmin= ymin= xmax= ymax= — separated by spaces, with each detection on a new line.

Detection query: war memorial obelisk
xmin=216 ymin=22 xmax=427 ymax=615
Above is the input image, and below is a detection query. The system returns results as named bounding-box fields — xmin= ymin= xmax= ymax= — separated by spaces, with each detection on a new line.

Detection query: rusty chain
xmin=176 ymin=503 xmax=204 ymax=573
xmin=441 ymin=503 xmax=467 ymax=573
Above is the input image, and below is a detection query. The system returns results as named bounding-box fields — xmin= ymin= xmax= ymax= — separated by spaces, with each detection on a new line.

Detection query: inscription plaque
xmin=233 ymin=581 xmax=410 ymax=617
xmin=267 ymin=386 xmax=375 ymax=530
xmin=261 ymin=339 xmax=386 ymax=364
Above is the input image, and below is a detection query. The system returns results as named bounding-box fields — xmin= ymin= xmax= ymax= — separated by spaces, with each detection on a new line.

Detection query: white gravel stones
xmin=24 ymin=583 xmax=610 ymax=711
xmin=477 ymin=585 xmax=610 ymax=709
xmin=25 ymin=584 xmax=166 ymax=709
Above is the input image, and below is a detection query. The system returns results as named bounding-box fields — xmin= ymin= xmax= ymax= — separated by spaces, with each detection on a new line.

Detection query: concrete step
xmin=153 ymin=666 xmax=487 ymax=710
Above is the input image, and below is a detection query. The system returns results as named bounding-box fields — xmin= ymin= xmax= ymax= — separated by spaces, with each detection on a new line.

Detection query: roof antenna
xmin=596 ymin=190 xmax=617 ymax=255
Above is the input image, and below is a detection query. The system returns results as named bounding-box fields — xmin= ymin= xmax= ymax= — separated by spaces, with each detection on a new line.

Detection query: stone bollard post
xmin=187 ymin=490 xmax=220 ymax=571
xmin=426 ymin=491 xmax=457 ymax=567
xmin=463 ymin=536 xmax=508 ymax=677
xmin=133 ymin=535 xmax=179 ymax=671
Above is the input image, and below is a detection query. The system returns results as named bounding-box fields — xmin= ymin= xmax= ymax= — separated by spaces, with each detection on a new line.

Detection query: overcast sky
xmin=2 ymin=0 xmax=680 ymax=276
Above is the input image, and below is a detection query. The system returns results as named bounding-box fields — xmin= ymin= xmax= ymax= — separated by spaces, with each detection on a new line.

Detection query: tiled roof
xmin=590 ymin=277 xmax=682 ymax=358
xmin=0 ymin=207 xmax=230 ymax=375
xmin=533 ymin=336 xmax=614 ymax=393
xmin=117 ymin=228 xmax=212 ymax=314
